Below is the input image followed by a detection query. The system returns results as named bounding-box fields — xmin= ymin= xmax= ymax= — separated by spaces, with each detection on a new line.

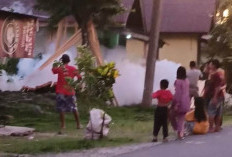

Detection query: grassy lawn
xmin=0 ymin=92 xmax=232 ymax=155
xmin=0 ymin=92 xmax=157 ymax=154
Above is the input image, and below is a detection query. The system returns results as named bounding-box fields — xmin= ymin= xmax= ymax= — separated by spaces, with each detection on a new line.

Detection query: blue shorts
xmin=56 ymin=94 xmax=77 ymax=112
xmin=208 ymin=98 xmax=223 ymax=117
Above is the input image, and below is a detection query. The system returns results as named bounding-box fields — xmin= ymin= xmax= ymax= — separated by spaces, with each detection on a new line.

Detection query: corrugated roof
xmin=0 ymin=0 xmax=217 ymax=33
xmin=142 ymin=0 xmax=216 ymax=33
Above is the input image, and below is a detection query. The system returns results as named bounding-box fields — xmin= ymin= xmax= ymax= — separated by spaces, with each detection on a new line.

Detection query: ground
xmin=0 ymin=91 xmax=156 ymax=154
xmin=4 ymin=126 xmax=232 ymax=157
xmin=0 ymin=91 xmax=232 ymax=156
xmin=117 ymin=126 xmax=232 ymax=157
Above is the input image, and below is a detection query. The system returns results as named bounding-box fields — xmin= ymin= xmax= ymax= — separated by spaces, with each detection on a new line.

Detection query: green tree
xmin=35 ymin=0 xmax=125 ymax=44
xmin=206 ymin=0 xmax=232 ymax=58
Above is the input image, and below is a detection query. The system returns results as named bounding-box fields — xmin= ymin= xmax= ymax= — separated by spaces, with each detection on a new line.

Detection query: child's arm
xmin=152 ymin=91 xmax=160 ymax=99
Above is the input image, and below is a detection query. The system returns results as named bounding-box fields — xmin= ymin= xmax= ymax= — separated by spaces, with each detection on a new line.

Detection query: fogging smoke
xmin=102 ymin=46 xmax=180 ymax=106
xmin=0 ymin=42 xmax=78 ymax=91
xmin=22 ymin=45 xmax=78 ymax=88
xmin=0 ymin=43 xmax=180 ymax=106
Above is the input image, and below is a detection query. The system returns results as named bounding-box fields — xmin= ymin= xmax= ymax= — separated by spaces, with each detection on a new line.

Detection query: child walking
xmin=170 ymin=66 xmax=190 ymax=139
xmin=152 ymin=79 xmax=173 ymax=142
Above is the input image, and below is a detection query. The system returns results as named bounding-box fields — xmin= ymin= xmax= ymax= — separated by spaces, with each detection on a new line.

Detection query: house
xmin=119 ymin=0 xmax=217 ymax=68
xmin=0 ymin=10 xmax=38 ymax=58
xmin=0 ymin=0 xmax=79 ymax=61
xmin=0 ymin=0 xmax=217 ymax=68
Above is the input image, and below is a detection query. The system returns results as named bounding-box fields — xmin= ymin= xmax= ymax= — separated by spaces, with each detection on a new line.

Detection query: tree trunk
xmin=142 ymin=0 xmax=163 ymax=107
xmin=73 ymin=14 xmax=88 ymax=45
xmin=87 ymin=20 xmax=104 ymax=65
xmin=81 ymin=23 xmax=88 ymax=45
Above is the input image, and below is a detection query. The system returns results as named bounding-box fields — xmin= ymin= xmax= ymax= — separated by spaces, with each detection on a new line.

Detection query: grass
xmin=1 ymin=92 xmax=232 ymax=155
xmin=0 ymin=93 xmax=156 ymax=154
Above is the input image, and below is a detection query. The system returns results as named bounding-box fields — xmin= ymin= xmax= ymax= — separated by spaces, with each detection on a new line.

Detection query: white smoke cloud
xmin=0 ymin=43 xmax=180 ymax=106
xmin=0 ymin=71 xmax=24 ymax=91
xmin=0 ymin=42 xmax=78 ymax=91
xmin=22 ymin=45 xmax=78 ymax=88
xmin=102 ymin=46 xmax=180 ymax=106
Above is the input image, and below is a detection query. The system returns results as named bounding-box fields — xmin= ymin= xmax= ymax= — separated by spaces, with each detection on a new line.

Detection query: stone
xmin=0 ymin=126 xmax=35 ymax=136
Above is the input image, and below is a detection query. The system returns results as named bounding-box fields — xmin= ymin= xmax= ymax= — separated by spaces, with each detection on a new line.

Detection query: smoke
xmin=0 ymin=71 xmax=24 ymax=91
xmin=102 ymin=46 xmax=180 ymax=106
xmin=0 ymin=42 xmax=78 ymax=91
xmin=0 ymin=42 xmax=179 ymax=106
xmin=22 ymin=45 xmax=78 ymax=88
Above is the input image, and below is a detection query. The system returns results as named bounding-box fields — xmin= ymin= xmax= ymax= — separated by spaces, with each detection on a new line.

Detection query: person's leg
xmin=208 ymin=116 xmax=215 ymax=133
xmin=220 ymin=100 xmax=224 ymax=129
xmin=73 ymin=110 xmax=81 ymax=129
xmin=59 ymin=112 xmax=65 ymax=129
xmin=208 ymin=100 xmax=217 ymax=132
xmin=69 ymin=95 xmax=81 ymax=129
xmin=214 ymin=116 xmax=221 ymax=132
xmin=56 ymin=94 xmax=66 ymax=131
xmin=176 ymin=114 xmax=185 ymax=139
xmin=169 ymin=109 xmax=177 ymax=131
xmin=153 ymin=108 xmax=161 ymax=142
xmin=161 ymin=107 xmax=168 ymax=138
xmin=215 ymin=103 xmax=223 ymax=132
xmin=162 ymin=108 xmax=168 ymax=141
xmin=184 ymin=122 xmax=194 ymax=136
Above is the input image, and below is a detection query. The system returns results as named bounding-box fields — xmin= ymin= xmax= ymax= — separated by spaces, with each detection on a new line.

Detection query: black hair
xmin=177 ymin=66 xmax=186 ymax=80
xmin=210 ymin=59 xmax=220 ymax=69
xmin=190 ymin=61 xmax=196 ymax=68
xmin=194 ymin=97 xmax=207 ymax=122
xmin=61 ymin=54 xmax=70 ymax=64
xmin=160 ymin=79 xmax=169 ymax=89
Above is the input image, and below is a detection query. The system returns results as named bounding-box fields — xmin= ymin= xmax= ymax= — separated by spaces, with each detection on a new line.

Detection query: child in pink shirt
xmin=152 ymin=79 xmax=173 ymax=142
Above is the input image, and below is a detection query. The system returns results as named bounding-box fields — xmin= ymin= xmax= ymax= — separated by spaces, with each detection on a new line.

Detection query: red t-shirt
xmin=52 ymin=64 xmax=81 ymax=95
xmin=152 ymin=89 xmax=173 ymax=106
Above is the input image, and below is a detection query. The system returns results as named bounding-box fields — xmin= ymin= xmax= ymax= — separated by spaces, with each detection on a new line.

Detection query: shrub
xmin=54 ymin=46 xmax=119 ymax=102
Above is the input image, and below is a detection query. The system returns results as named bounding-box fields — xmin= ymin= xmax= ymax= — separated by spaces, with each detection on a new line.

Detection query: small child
xmin=152 ymin=79 xmax=173 ymax=142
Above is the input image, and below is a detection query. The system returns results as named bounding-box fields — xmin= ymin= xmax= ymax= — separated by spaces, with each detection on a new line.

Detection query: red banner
xmin=0 ymin=11 xmax=36 ymax=58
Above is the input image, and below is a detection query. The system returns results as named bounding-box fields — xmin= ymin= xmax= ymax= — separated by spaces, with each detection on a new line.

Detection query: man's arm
xmin=52 ymin=67 xmax=60 ymax=74
xmin=212 ymin=73 xmax=222 ymax=104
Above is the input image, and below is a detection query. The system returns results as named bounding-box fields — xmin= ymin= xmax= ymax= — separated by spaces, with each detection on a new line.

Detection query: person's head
xmin=209 ymin=59 xmax=220 ymax=72
xmin=60 ymin=54 xmax=70 ymax=64
xmin=177 ymin=66 xmax=186 ymax=80
xmin=194 ymin=97 xmax=207 ymax=122
xmin=160 ymin=79 xmax=169 ymax=90
xmin=189 ymin=61 xmax=196 ymax=69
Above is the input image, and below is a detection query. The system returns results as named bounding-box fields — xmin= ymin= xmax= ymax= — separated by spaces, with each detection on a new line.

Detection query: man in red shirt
xmin=52 ymin=54 xmax=82 ymax=132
